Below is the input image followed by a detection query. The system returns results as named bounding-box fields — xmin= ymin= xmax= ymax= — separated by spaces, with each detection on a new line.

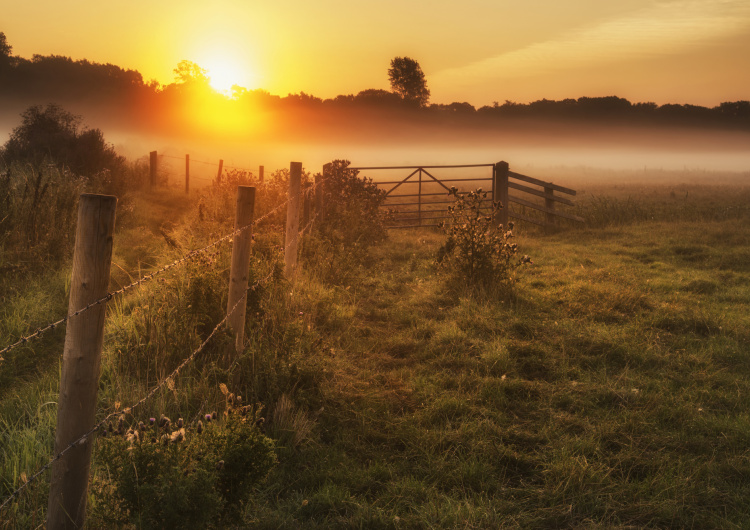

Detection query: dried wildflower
xmin=170 ymin=428 xmax=185 ymax=443
xmin=177 ymin=418 xmax=184 ymax=429
xmin=196 ymin=420 xmax=203 ymax=434
xmin=215 ymin=460 xmax=224 ymax=471
xmin=205 ymin=414 xmax=212 ymax=423
xmin=159 ymin=415 xmax=170 ymax=428
xmin=149 ymin=417 xmax=156 ymax=425
xmin=211 ymin=411 xmax=217 ymax=420
xmin=107 ymin=421 xmax=114 ymax=433
xmin=125 ymin=430 xmax=140 ymax=444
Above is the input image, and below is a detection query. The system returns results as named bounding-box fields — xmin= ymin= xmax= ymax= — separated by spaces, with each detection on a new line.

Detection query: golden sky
xmin=3 ymin=0 xmax=749 ymax=106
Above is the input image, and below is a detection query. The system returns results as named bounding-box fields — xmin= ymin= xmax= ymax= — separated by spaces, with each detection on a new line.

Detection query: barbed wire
xmin=0 ymin=265 xmax=276 ymax=513
xmin=0 ymin=176 xmax=328 ymax=511
xmin=159 ymin=154 xmax=258 ymax=174
xmin=0 ymin=176 xmax=327 ymax=361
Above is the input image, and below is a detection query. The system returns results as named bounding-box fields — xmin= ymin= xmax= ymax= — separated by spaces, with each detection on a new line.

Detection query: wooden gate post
xmin=185 ymin=154 xmax=190 ymax=194
xmin=226 ymin=186 xmax=256 ymax=356
xmin=47 ymin=194 xmax=117 ymax=530
xmin=149 ymin=150 xmax=157 ymax=187
xmin=259 ymin=165 xmax=264 ymax=184
xmin=544 ymin=186 xmax=556 ymax=232
xmin=284 ymin=162 xmax=302 ymax=278
xmin=494 ymin=161 xmax=509 ymax=228
xmin=418 ymin=168 xmax=423 ymax=227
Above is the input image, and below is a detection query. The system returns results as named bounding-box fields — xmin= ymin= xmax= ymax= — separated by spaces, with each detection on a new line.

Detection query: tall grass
xmin=2 ymin=177 xmax=750 ymax=527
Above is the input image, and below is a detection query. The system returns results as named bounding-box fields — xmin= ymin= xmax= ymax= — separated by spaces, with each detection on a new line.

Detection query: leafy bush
xmin=93 ymin=392 xmax=276 ymax=528
xmin=317 ymin=159 xmax=387 ymax=247
xmin=436 ymin=187 xmax=530 ymax=294
xmin=0 ymin=104 xmax=131 ymax=195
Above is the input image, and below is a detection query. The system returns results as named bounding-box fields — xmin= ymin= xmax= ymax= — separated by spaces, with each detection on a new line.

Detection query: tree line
xmin=1 ymin=31 xmax=748 ymax=131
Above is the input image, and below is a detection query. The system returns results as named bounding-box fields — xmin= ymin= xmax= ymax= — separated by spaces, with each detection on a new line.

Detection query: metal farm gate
xmin=349 ymin=161 xmax=584 ymax=230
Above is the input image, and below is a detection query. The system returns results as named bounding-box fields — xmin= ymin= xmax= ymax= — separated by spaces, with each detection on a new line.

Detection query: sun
xmin=205 ymin=56 xmax=244 ymax=94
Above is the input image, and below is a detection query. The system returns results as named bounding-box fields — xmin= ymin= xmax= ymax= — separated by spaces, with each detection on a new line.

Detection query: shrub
xmin=436 ymin=187 xmax=530 ymax=294
xmin=317 ymin=159 xmax=387 ymax=247
xmin=1 ymin=104 xmax=129 ymax=194
xmin=93 ymin=393 xmax=276 ymax=528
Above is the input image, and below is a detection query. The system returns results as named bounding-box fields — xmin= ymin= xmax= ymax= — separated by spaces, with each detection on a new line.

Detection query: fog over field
xmin=99 ymin=121 xmax=749 ymax=190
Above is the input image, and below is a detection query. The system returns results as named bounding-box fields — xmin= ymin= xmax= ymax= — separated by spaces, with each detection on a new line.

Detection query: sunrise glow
xmin=3 ymin=0 xmax=748 ymax=107
xmin=202 ymin=55 xmax=247 ymax=95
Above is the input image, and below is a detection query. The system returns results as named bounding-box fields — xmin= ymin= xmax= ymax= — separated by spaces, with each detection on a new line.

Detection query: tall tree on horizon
xmin=0 ymin=32 xmax=12 ymax=70
xmin=388 ymin=56 xmax=430 ymax=107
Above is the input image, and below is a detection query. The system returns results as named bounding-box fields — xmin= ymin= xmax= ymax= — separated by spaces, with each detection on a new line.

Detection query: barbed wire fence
xmin=0 ymin=172 xmax=320 ymax=359
xmin=0 ymin=164 xmax=328 ymax=517
xmin=157 ymin=153 xmax=265 ymax=190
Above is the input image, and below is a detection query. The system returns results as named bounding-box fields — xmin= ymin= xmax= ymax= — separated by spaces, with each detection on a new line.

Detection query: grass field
xmin=1 ymin=171 xmax=749 ymax=528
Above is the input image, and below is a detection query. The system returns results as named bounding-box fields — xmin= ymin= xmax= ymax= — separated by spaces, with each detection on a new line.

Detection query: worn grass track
xmin=249 ymin=218 xmax=750 ymax=528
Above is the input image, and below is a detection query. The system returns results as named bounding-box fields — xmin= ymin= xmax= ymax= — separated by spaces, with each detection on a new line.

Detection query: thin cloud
xmin=433 ymin=0 xmax=750 ymax=83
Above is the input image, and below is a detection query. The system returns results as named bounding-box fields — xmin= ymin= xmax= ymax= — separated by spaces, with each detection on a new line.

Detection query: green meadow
xmin=1 ymin=170 xmax=749 ymax=528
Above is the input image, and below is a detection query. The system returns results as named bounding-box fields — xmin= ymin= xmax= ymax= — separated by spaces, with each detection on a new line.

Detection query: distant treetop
xmin=388 ymin=56 xmax=430 ymax=107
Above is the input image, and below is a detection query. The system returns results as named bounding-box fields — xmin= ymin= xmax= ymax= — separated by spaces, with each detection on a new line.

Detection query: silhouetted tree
xmin=172 ymin=60 xmax=210 ymax=86
xmin=388 ymin=57 xmax=430 ymax=107
xmin=0 ymin=32 xmax=11 ymax=58
xmin=0 ymin=32 xmax=12 ymax=71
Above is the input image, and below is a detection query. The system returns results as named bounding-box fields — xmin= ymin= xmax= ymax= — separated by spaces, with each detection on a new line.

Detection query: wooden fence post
xmin=226 ymin=186 xmax=256 ymax=357
xmin=302 ymin=183 xmax=312 ymax=228
xmin=149 ymin=150 xmax=157 ymax=187
xmin=318 ymin=164 xmax=329 ymax=224
xmin=494 ymin=161 xmax=509 ymax=228
xmin=185 ymin=154 xmax=190 ymax=194
xmin=47 ymin=194 xmax=117 ymax=530
xmin=259 ymin=165 xmax=264 ymax=184
xmin=544 ymin=186 xmax=556 ymax=231
xmin=217 ymin=159 xmax=224 ymax=183
xmin=284 ymin=162 xmax=302 ymax=278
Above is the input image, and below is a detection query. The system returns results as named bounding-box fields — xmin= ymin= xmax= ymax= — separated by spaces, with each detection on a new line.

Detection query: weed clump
xmin=437 ymin=187 xmax=530 ymax=295
xmin=92 ymin=388 xmax=276 ymax=529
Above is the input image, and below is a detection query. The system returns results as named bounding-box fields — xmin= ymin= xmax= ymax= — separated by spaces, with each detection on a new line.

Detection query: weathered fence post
xmin=544 ymin=185 xmax=556 ymax=232
xmin=185 ymin=154 xmax=190 ymax=194
xmin=259 ymin=165 xmax=264 ymax=184
xmin=302 ymin=183 xmax=312 ymax=228
xmin=318 ymin=164 xmax=329 ymax=225
xmin=226 ymin=186 xmax=256 ymax=357
xmin=149 ymin=150 xmax=157 ymax=187
xmin=284 ymin=162 xmax=302 ymax=278
xmin=494 ymin=161 xmax=509 ymax=228
xmin=47 ymin=194 xmax=117 ymax=530
xmin=217 ymin=159 xmax=224 ymax=183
